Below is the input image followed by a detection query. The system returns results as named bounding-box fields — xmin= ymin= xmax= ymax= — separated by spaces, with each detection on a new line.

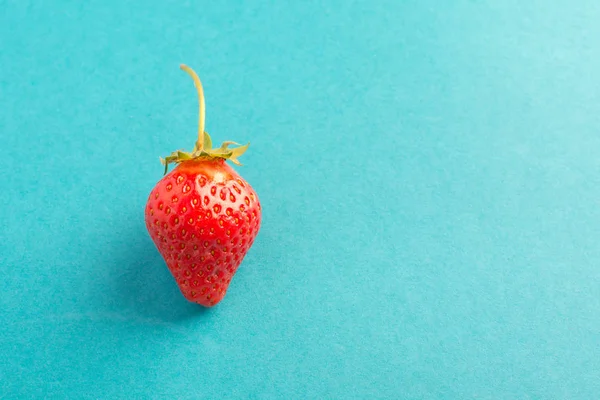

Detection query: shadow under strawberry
xmin=95 ymin=222 xmax=211 ymax=323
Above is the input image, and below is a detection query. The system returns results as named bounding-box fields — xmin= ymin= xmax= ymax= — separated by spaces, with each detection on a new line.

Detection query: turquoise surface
xmin=2 ymin=1 xmax=600 ymax=398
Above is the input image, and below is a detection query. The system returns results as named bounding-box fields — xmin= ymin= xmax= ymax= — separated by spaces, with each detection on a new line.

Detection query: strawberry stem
xmin=159 ymin=64 xmax=250 ymax=174
xmin=180 ymin=64 xmax=206 ymax=152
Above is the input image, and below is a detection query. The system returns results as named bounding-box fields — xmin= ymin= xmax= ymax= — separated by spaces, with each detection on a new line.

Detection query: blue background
xmin=2 ymin=1 xmax=600 ymax=398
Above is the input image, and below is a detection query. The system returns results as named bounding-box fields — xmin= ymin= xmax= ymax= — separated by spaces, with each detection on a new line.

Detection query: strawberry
xmin=144 ymin=65 xmax=261 ymax=307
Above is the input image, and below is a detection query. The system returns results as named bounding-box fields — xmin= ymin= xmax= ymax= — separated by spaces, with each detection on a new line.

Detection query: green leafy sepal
xmin=160 ymin=131 xmax=249 ymax=174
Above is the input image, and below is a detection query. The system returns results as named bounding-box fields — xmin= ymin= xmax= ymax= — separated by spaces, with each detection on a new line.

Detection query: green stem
xmin=180 ymin=64 xmax=206 ymax=151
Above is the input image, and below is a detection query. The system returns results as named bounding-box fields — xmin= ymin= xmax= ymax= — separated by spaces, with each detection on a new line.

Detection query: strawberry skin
xmin=145 ymin=64 xmax=262 ymax=307
xmin=145 ymin=159 xmax=261 ymax=306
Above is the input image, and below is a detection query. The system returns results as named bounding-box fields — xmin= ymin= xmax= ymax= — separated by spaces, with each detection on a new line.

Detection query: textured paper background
xmin=2 ymin=1 xmax=600 ymax=398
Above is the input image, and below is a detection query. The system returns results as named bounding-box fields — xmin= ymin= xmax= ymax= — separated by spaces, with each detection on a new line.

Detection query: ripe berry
xmin=145 ymin=65 xmax=261 ymax=307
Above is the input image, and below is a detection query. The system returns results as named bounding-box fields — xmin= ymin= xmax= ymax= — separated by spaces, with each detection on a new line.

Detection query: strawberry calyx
xmin=160 ymin=64 xmax=249 ymax=174
xmin=160 ymin=134 xmax=249 ymax=174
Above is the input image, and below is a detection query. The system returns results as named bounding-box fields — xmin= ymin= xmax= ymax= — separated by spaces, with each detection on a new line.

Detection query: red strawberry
xmin=144 ymin=64 xmax=261 ymax=307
